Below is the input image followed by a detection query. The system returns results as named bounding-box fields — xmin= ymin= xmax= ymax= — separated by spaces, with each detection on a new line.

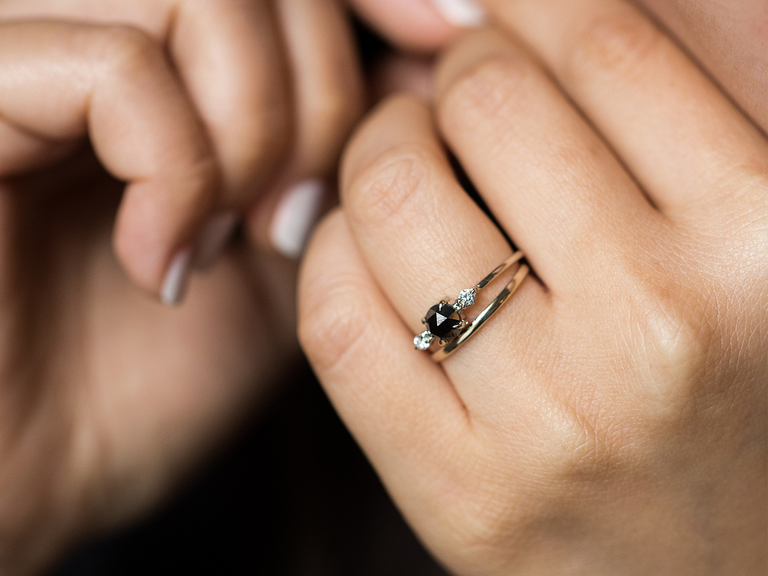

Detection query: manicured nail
xmin=431 ymin=0 xmax=486 ymax=27
xmin=161 ymin=248 xmax=193 ymax=306
xmin=270 ymin=178 xmax=326 ymax=259
xmin=195 ymin=210 xmax=239 ymax=271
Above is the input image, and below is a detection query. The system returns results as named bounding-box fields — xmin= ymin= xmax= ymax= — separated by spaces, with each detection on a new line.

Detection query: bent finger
xmin=170 ymin=0 xmax=293 ymax=202
xmin=249 ymin=0 xmax=365 ymax=258
xmin=479 ymin=0 xmax=768 ymax=221
xmin=340 ymin=95 xmax=552 ymax=414
xmin=346 ymin=0 xmax=460 ymax=52
xmin=299 ymin=209 xmax=473 ymax=540
xmin=0 ymin=22 xmax=219 ymax=303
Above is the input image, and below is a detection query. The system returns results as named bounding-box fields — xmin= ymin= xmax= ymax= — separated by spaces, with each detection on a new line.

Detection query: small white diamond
xmin=414 ymin=331 xmax=434 ymax=351
xmin=455 ymin=289 xmax=476 ymax=311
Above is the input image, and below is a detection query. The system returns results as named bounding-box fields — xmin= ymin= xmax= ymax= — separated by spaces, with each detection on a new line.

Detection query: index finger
xmin=0 ymin=21 xmax=219 ymax=303
xmin=0 ymin=0 xmax=294 ymax=203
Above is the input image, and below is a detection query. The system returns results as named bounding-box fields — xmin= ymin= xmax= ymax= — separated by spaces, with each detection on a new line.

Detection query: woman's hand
xmin=348 ymin=0 xmax=768 ymax=137
xmin=299 ymin=4 xmax=767 ymax=574
xmin=0 ymin=2 xmax=363 ymax=573
xmin=0 ymin=0 xmax=364 ymax=293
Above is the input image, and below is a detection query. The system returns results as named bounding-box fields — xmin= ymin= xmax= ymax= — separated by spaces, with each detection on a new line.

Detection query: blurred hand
xmin=0 ymin=0 xmax=363 ymax=572
xmin=300 ymin=5 xmax=767 ymax=575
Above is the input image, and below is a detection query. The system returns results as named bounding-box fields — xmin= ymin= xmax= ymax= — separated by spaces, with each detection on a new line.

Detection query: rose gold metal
xmin=431 ymin=255 xmax=529 ymax=362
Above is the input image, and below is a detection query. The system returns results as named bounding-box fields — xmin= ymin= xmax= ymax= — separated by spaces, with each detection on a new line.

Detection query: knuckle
xmin=568 ymin=9 xmax=662 ymax=79
xmin=618 ymin=258 xmax=713 ymax=413
xmin=344 ymin=143 xmax=436 ymax=231
xmin=441 ymin=55 xmax=535 ymax=126
xmin=298 ymin=275 xmax=371 ymax=376
xmin=302 ymin=90 xmax=361 ymax=172
xmin=709 ymin=163 xmax=768 ymax=244
xmin=236 ymin=95 xmax=293 ymax=188
xmin=310 ymin=89 xmax=357 ymax=142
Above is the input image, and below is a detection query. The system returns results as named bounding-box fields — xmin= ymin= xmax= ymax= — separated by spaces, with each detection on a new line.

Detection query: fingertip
xmin=114 ymin=170 xmax=217 ymax=303
xmin=170 ymin=0 xmax=295 ymax=201
xmin=194 ymin=210 xmax=240 ymax=271
xmin=349 ymin=0 xmax=459 ymax=53
xmin=160 ymin=248 xmax=193 ymax=306
xmin=245 ymin=177 xmax=330 ymax=260
xmin=269 ymin=179 xmax=328 ymax=259
xmin=430 ymin=0 xmax=487 ymax=28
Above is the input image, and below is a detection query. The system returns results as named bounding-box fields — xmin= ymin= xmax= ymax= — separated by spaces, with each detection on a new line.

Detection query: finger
xmin=298 ymin=209 xmax=472 ymax=538
xmin=479 ymin=0 xmax=768 ymax=220
xmin=0 ymin=22 xmax=218 ymax=302
xmin=340 ymin=95 xmax=551 ymax=411
xmin=369 ymin=53 xmax=435 ymax=104
xmin=633 ymin=0 xmax=768 ymax=135
xmin=248 ymin=0 xmax=365 ymax=259
xmin=0 ymin=0 xmax=294 ymax=201
xmin=170 ymin=0 xmax=293 ymax=201
xmin=434 ymin=30 xmax=661 ymax=293
xmin=346 ymin=0 xmax=460 ymax=52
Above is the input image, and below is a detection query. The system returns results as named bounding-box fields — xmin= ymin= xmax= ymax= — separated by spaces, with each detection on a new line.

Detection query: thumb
xmin=348 ymin=0 xmax=487 ymax=52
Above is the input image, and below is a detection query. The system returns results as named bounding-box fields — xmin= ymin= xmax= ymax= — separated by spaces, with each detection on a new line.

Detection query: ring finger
xmin=340 ymin=95 xmax=551 ymax=414
xmin=434 ymin=29 xmax=663 ymax=294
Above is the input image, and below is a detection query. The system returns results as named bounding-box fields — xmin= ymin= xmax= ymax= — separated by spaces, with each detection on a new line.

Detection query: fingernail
xmin=431 ymin=0 xmax=486 ymax=27
xmin=195 ymin=210 xmax=239 ymax=271
xmin=270 ymin=178 xmax=326 ymax=259
xmin=161 ymin=248 xmax=193 ymax=306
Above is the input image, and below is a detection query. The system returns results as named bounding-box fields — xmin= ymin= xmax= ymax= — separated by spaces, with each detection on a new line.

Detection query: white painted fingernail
xmin=270 ymin=179 xmax=326 ymax=259
xmin=161 ymin=248 xmax=193 ymax=306
xmin=431 ymin=0 xmax=486 ymax=27
xmin=195 ymin=210 xmax=239 ymax=271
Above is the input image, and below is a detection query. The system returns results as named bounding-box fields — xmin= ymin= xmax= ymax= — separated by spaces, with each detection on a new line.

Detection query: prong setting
xmin=454 ymin=288 xmax=477 ymax=311
xmin=411 ymin=252 xmax=529 ymax=360
xmin=416 ymin=291 xmax=476 ymax=352
xmin=414 ymin=331 xmax=434 ymax=350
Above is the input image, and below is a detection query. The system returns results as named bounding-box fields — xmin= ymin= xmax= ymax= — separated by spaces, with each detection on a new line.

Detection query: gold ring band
xmin=413 ymin=252 xmax=530 ymax=362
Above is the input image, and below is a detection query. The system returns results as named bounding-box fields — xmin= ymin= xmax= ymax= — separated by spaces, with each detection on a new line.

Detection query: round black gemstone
xmin=425 ymin=302 xmax=462 ymax=341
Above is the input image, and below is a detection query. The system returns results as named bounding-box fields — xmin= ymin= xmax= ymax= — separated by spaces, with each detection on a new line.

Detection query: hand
xmin=348 ymin=0 xmax=768 ymax=135
xmin=0 ymin=1 xmax=363 ymax=572
xmin=299 ymin=5 xmax=767 ymax=575
xmin=0 ymin=0 xmax=364 ymax=294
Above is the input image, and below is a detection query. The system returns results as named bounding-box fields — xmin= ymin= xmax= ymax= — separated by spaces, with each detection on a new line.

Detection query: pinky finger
xmin=298 ymin=210 xmax=472 ymax=534
xmin=0 ymin=22 xmax=220 ymax=304
xmin=249 ymin=0 xmax=365 ymax=259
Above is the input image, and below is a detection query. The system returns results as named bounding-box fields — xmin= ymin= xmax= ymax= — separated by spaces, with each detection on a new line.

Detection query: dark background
xmin=53 ymin=362 xmax=449 ymax=576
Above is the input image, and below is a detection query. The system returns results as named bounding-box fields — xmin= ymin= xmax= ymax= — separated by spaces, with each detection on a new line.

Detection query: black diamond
xmin=425 ymin=302 xmax=462 ymax=341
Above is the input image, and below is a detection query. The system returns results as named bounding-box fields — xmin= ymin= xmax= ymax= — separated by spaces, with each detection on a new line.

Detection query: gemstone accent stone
xmin=414 ymin=331 xmax=434 ymax=351
xmin=424 ymin=302 xmax=462 ymax=341
xmin=454 ymin=288 xmax=476 ymax=311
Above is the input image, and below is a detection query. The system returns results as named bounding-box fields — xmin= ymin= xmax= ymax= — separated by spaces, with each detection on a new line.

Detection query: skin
xmin=633 ymin=0 xmax=768 ymax=134
xmin=299 ymin=3 xmax=767 ymax=574
xmin=349 ymin=0 xmax=768 ymax=134
xmin=0 ymin=0 xmax=763 ymax=572
xmin=0 ymin=0 xmax=364 ymax=293
xmin=0 ymin=2 xmax=363 ymax=574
